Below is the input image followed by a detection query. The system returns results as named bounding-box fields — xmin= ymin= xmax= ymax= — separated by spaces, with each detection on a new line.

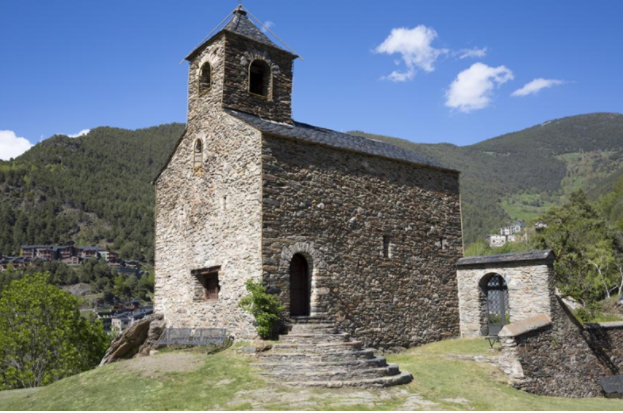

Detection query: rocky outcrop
xmin=100 ymin=314 xmax=164 ymax=365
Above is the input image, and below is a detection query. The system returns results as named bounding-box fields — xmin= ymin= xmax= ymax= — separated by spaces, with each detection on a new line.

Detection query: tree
xmin=533 ymin=189 xmax=623 ymax=303
xmin=0 ymin=273 xmax=109 ymax=390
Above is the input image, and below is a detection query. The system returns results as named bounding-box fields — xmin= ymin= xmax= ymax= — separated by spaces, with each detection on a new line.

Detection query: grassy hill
xmin=1 ymin=112 xmax=622 ymax=260
xmin=0 ymin=339 xmax=620 ymax=410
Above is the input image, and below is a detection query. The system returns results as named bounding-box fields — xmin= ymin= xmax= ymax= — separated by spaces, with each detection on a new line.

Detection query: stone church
xmin=154 ymin=6 xmax=463 ymax=348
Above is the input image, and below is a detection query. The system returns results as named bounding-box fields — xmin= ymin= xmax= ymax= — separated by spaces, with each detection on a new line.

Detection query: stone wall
xmin=221 ymin=33 xmax=295 ymax=124
xmin=260 ymin=134 xmax=463 ymax=349
xmin=500 ymin=298 xmax=623 ymax=398
xmin=456 ymin=252 xmax=556 ymax=337
xmin=154 ymin=105 xmax=264 ymax=339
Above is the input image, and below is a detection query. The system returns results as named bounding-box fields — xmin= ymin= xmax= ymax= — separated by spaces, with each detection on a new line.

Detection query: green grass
xmin=0 ymin=339 xmax=621 ymax=410
xmin=501 ymin=193 xmax=557 ymax=223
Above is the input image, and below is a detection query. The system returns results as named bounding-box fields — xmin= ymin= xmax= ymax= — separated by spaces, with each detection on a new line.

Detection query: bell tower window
xmin=249 ymin=59 xmax=271 ymax=97
xmin=199 ymin=62 xmax=211 ymax=94
xmin=193 ymin=139 xmax=203 ymax=172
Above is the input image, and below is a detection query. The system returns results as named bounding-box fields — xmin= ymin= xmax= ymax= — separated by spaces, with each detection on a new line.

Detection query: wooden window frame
xmin=191 ymin=266 xmax=221 ymax=302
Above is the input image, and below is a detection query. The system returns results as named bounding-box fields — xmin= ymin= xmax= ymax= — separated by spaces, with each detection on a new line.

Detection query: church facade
xmin=154 ymin=7 xmax=463 ymax=348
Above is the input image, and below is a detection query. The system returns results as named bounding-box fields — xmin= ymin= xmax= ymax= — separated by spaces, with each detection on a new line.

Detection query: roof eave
xmin=225 ymin=112 xmax=459 ymax=175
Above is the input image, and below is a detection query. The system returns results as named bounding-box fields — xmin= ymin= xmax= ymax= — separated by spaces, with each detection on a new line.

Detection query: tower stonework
xmin=186 ymin=7 xmax=296 ymax=125
xmin=155 ymin=7 xmax=463 ymax=346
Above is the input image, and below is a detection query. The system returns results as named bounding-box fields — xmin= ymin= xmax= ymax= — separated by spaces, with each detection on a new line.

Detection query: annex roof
xmin=225 ymin=109 xmax=455 ymax=172
xmin=456 ymin=249 xmax=555 ymax=266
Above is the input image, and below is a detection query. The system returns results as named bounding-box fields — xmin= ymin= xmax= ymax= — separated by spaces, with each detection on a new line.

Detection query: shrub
xmin=239 ymin=280 xmax=283 ymax=339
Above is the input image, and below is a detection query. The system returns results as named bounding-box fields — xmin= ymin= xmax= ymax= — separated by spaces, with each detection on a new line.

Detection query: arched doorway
xmin=484 ymin=274 xmax=510 ymax=335
xmin=289 ymin=254 xmax=310 ymax=316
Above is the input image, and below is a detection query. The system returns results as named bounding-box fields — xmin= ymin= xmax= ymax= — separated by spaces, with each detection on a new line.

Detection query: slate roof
xmin=456 ymin=249 xmax=555 ymax=266
xmin=185 ymin=7 xmax=293 ymax=61
xmin=225 ymin=109 xmax=454 ymax=171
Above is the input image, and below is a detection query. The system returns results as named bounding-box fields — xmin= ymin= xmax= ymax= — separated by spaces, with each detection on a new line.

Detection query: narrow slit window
xmin=249 ymin=60 xmax=270 ymax=97
xmin=383 ymin=235 xmax=391 ymax=258
xmin=193 ymin=139 xmax=203 ymax=172
xmin=199 ymin=62 xmax=211 ymax=94
xmin=192 ymin=266 xmax=221 ymax=301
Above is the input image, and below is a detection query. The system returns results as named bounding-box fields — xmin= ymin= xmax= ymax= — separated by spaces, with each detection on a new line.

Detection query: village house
xmin=154 ymin=6 xmax=463 ymax=348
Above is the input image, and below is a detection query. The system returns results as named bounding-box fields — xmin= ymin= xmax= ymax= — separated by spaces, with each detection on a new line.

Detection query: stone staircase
xmin=253 ymin=317 xmax=413 ymax=388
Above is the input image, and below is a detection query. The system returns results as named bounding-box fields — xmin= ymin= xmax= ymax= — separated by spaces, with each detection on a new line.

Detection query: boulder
xmin=100 ymin=313 xmax=164 ymax=365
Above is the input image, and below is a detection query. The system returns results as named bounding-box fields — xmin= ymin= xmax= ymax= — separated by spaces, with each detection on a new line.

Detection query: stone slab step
xmin=272 ymin=341 xmax=363 ymax=353
xmin=289 ymin=314 xmax=328 ymax=324
xmin=272 ymin=371 xmax=414 ymax=388
xmin=251 ymin=356 xmax=388 ymax=372
xmin=290 ymin=323 xmax=338 ymax=334
xmin=257 ymin=349 xmax=376 ymax=363
xmin=280 ymin=333 xmax=350 ymax=344
xmin=259 ymin=364 xmax=401 ymax=381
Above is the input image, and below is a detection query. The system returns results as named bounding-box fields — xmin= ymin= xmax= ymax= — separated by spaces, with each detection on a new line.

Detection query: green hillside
xmin=352 ymin=112 xmax=623 ymax=243
xmin=0 ymin=124 xmax=184 ymax=262
xmin=1 ymin=112 xmax=622 ymax=260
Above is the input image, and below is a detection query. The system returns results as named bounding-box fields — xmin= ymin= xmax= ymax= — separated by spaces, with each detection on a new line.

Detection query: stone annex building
xmin=154 ymin=6 xmax=463 ymax=349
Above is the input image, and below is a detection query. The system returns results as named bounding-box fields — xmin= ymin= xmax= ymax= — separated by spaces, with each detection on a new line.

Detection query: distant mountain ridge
xmin=1 ymin=113 xmax=622 ymax=258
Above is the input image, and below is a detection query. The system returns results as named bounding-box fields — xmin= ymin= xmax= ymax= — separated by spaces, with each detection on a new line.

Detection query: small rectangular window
xmin=191 ymin=266 xmax=221 ymax=301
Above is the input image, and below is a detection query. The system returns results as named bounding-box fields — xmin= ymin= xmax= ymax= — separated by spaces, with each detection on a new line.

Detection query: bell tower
xmin=184 ymin=6 xmax=298 ymax=125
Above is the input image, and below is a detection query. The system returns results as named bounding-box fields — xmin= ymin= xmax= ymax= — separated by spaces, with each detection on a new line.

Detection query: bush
xmin=574 ymin=302 xmax=604 ymax=323
xmin=239 ymin=280 xmax=284 ymax=339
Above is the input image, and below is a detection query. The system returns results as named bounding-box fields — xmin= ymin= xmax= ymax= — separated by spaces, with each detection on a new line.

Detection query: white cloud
xmin=445 ymin=62 xmax=514 ymax=113
xmin=457 ymin=47 xmax=487 ymax=59
xmin=0 ymin=130 xmax=33 ymax=160
xmin=67 ymin=129 xmax=90 ymax=138
xmin=511 ymin=78 xmax=564 ymax=97
xmin=375 ymin=25 xmax=448 ymax=82
xmin=260 ymin=20 xmax=274 ymax=34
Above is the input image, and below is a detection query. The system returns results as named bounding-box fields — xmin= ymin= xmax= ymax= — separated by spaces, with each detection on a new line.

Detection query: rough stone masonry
xmin=154 ymin=6 xmax=463 ymax=348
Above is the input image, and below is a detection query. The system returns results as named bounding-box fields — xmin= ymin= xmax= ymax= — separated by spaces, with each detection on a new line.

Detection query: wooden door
xmin=289 ymin=254 xmax=310 ymax=316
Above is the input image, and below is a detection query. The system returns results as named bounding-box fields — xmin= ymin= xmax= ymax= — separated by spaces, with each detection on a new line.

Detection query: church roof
xmin=225 ymin=109 xmax=456 ymax=172
xmin=185 ymin=7 xmax=294 ymax=61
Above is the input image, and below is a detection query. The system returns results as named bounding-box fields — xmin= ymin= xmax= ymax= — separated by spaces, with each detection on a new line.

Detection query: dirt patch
xmin=115 ymin=352 xmax=205 ymax=378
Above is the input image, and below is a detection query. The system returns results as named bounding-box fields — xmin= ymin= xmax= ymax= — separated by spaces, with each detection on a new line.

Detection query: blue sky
xmin=1 ymin=0 xmax=622 ymax=159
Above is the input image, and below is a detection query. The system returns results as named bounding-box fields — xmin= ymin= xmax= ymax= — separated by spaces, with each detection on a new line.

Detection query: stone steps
xmin=252 ymin=356 xmax=389 ymax=372
xmin=260 ymin=364 xmax=400 ymax=381
xmin=290 ymin=323 xmax=338 ymax=334
xmin=281 ymin=371 xmax=414 ymax=389
xmin=279 ymin=333 xmax=350 ymax=344
xmin=272 ymin=340 xmax=364 ymax=353
xmin=288 ymin=314 xmax=329 ymax=324
xmin=255 ymin=320 xmax=412 ymax=388
xmin=257 ymin=349 xmax=376 ymax=363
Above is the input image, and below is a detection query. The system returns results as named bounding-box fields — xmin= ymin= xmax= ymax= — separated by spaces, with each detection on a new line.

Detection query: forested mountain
xmin=0 ymin=124 xmax=184 ymax=261
xmin=1 ymin=112 xmax=622 ymax=261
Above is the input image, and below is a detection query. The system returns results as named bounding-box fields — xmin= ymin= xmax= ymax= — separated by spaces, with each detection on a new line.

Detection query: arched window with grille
xmin=193 ymin=139 xmax=203 ymax=172
xmin=249 ymin=59 xmax=271 ymax=97
xmin=199 ymin=62 xmax=211 ymax=94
